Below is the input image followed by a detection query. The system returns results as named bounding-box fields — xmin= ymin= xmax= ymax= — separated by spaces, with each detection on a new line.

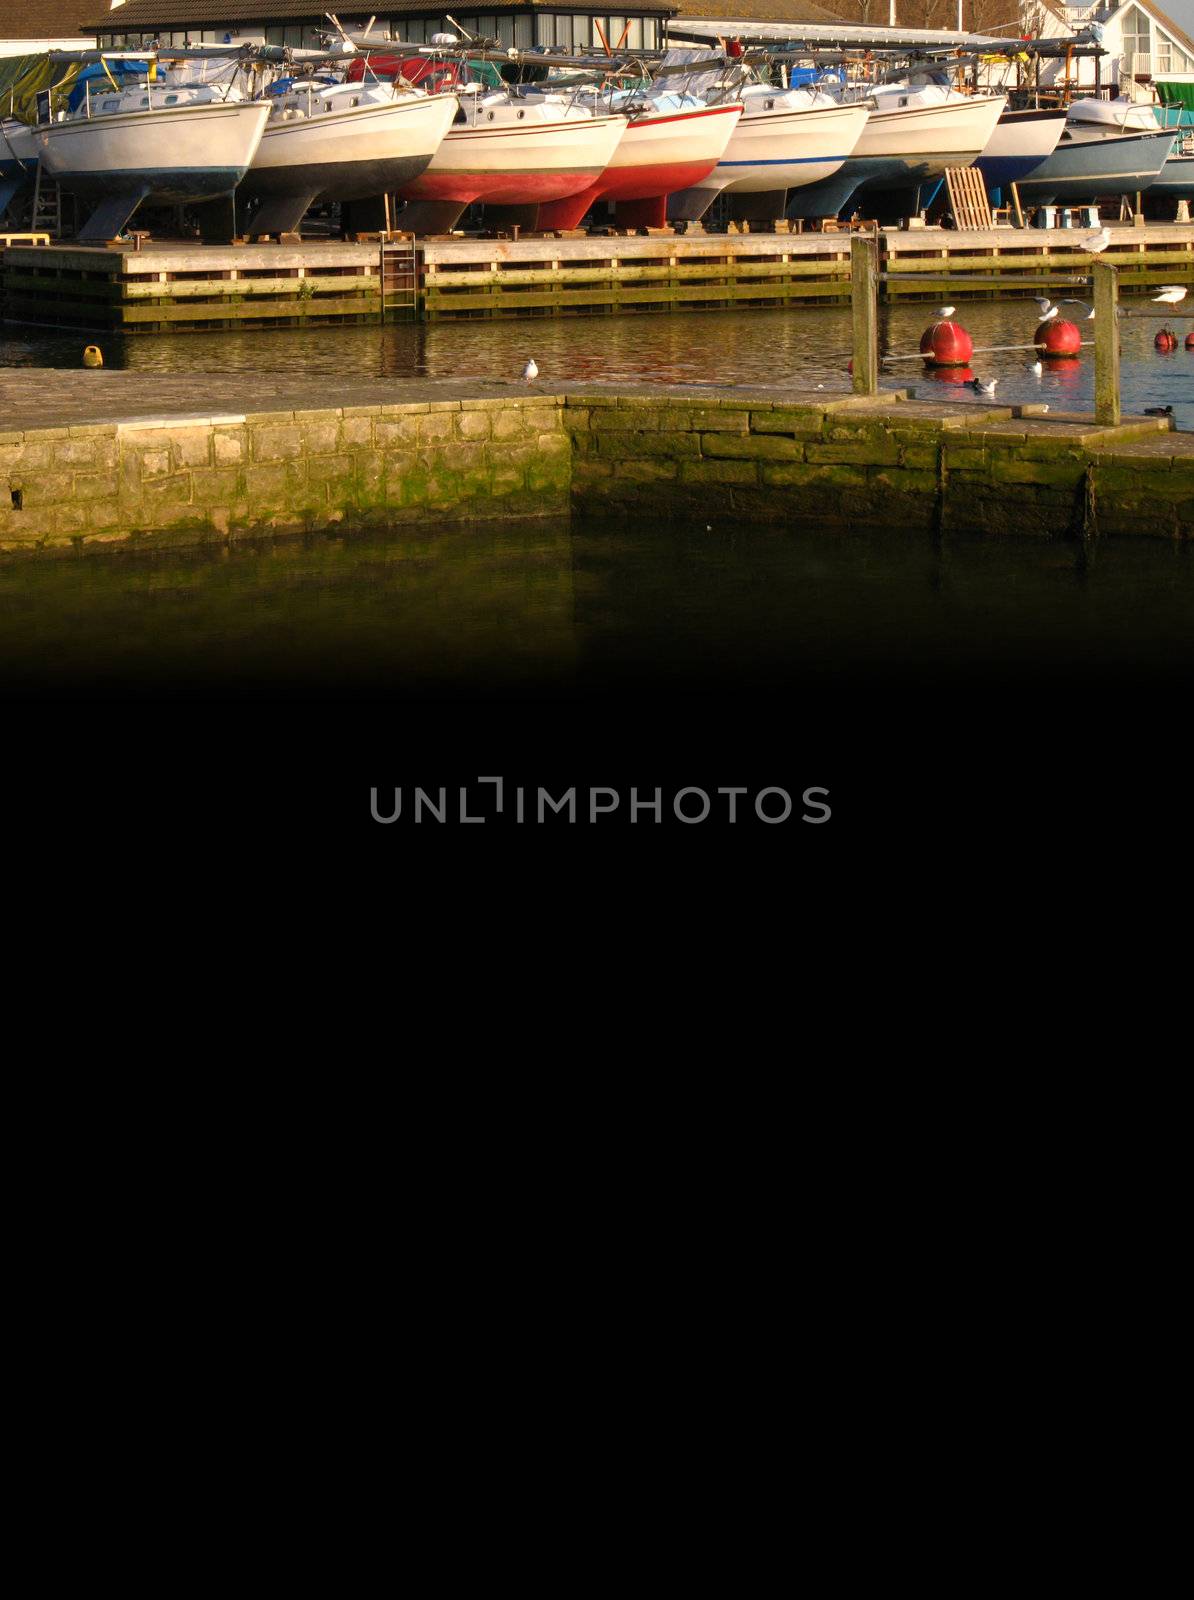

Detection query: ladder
xmin=379 ymin=235 xmax=418 ymax=322
xmin=30 ymin=157 xmax=62 ymax=239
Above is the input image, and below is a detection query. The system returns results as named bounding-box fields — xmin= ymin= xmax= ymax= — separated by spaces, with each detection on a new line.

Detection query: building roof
xmin=88 ymin=0 xmax=674 ymax=30
xmin=0 ymin=0 xmax=94 ymax=37
xmin=670 ymin=0 xmax=841 ymax=20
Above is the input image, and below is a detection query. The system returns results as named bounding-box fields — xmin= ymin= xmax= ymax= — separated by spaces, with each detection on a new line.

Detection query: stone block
xmin=596 ymin=430 xmax=700 ymax=459
xmin=678 ymin=460 xmax=758 ymax=485
xmin=868 ymin=467 xmax=938 ymax=496
xmin=139 ymin=448 xmax=173 ymax=478
xmin=191 ymin=467 xmax=241 ymax=502
xmin=243 ymin=463 xmax=290 ymax=503
xmin=53 ymin=439 xmax=98 ymax=468
xmin=250 ymin=424 xmax=304 ymax=462
xmin=805 ymin=438 xmax=900 ymax=465
xmin=73 ymin=471 xmax=120 ymax=500
xmin=613 ymin=459 xmax=679 ymax=481
xmin=703 ymin=433 xmax=802 ymax=459
xmin=303 ymin=422 xmax=341 ymax=456
xmin=418 ymin=412 xmax=455 ymax=442
xmin=213 ymin=432 xmax=244 ymax=465
xmin=456 ymin=410 xmax=491 ymax=441
xmin=171 ymin=429 xmax=214 ymax=468
xmin=338 ymin=416 xmax=374 ymax=449
xmin=591 ymin=409 xmax=660 ymax=431
xmin=373 ymin=417 xmax=420 ymax=448
xmin=750 ymin=408 xmax=826 ymax=435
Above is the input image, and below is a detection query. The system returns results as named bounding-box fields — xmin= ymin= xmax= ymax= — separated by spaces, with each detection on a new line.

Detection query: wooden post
xmin=851 ymin=234 xmax=878 ymax=397
xmin=1093 ymin=260 xmax=1120 ymax=427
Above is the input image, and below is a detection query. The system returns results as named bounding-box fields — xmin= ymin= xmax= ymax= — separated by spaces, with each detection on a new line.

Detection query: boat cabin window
xmin=103 ymin=99 xmax=119 ymax=112
xmin=140 ymin=96 xmax=149 ymax=107
xmin=165 ymin=94 xmax=179 ymax=104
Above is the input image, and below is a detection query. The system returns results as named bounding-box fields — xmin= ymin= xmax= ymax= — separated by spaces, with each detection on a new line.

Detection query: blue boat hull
xmin=1148 ymin=152 xmax=1194 ymax=198
xmin=786 ymin=154 xmax=932 ymax=219
xmin=1016 ymin=129 xmax=1177 ymax=203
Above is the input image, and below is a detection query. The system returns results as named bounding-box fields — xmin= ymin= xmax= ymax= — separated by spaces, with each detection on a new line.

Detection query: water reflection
xmin=2 ymin=297 xmax=1189 ymax=424
xmin=1 ymin=516 xmax=1190 ymax=700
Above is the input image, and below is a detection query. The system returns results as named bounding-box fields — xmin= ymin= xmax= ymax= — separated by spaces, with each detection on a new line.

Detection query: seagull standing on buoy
xmin=934 ymin=304 xmax=956 ymax=319
xmin=522 ymin=357 xmax=539 ymax=383
xmin=1151 ymin=285 xmax=1188 ymax=305
xmin=1077 ymin=226 xmax=1112 ymax=255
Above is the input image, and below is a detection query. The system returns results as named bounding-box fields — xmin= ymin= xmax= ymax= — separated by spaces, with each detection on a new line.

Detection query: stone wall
xmin=1 ymin=390 xmax=1189 ymax=554
xmin=565 ymin=394 xmax=1193 ymax=541
xmin=0 ymin=395 xmax=570 ymax=552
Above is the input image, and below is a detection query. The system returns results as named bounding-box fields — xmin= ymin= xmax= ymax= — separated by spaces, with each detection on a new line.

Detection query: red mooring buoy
xmin=1155 ymin=328 xmax=1178 ymax=352
xmin=920 ymin=319 xmax=973 ymax=367
xmin=1186 ymin=331 xmax=1194 ymax=350
xmin=1036 ymin=319 xmax=1082 ymax=358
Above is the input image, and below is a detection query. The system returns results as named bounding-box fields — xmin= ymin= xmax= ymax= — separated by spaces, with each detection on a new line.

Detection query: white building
xmin=1032 ymin=1 xmax=1194 ymax=96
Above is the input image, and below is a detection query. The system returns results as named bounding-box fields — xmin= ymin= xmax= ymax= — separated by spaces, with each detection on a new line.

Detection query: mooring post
xmin=1093 ymin=260 xmax=1120 ymax=427
xmin=851 ymin=235 xmax=879 ymax=397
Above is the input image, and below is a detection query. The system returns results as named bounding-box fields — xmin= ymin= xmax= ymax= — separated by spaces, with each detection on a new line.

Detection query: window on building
xmin=1121 ymin=4 xmax=1151 ymax=70
xmin=515 ymin=16 xmax=533 ymax=49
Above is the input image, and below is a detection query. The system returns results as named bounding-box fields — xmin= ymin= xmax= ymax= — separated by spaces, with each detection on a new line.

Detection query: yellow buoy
xmin=82 ymin=345 xmax=103 ymax=368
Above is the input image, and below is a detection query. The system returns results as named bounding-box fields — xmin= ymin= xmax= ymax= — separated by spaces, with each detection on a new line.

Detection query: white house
xmin=1031 ymin=1 xmax=1194 ymax=96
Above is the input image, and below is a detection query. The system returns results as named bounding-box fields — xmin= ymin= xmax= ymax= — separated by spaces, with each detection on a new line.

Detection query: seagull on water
xmin=1152 ymin=285 xmax=1188 ymax=305
xmin=1077 ymin=226 xmax=1112 ymax=255
xmin=522 ymin=358 xmax=539 ymax=383
xmin=970 ymin=377 xmax=998 ymax=396
xmin=1028 ymin=359 xmax=1043 ymax=375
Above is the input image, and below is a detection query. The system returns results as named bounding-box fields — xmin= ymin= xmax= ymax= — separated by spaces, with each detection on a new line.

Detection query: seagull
xmin=522 ymin=358 xmax=539 ymax=382
xmin=1033 ymin=296 xmax=1060 ymax=322
xmin=1028 ymin=359 xmax=1043 ymax=375
xmin=934 ymin=304 xmax=956 ymax=318
xmin=1077 ymin=226 xmax=1112 ymax=254
xmin=970 ymin=377 xmax=998 ymax=396
xmin=1152 ymin=285 xmax=1188 ymax=305
xmin=1060 ymin=298 xmax=1095 ymax=320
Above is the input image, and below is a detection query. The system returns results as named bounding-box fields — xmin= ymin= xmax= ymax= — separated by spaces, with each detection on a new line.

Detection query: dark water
xmin=2 ymin=298 xmax=1190 ymax=426
xmin=4 ymin=514 xmax=1191 ymax=847
xmin=3 ymin=514 xmax=1191 ymax=699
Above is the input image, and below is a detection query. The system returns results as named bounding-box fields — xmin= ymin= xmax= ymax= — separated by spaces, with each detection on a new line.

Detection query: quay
xmin=1 ymin=221 xmax=1191 ymax=329
xmin=1 ymin=369 xmax=1189 ymax=554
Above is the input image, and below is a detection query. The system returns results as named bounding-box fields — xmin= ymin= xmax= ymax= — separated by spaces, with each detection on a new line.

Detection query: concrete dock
xmin=0 ymin=370 xmax=1189 ymax=553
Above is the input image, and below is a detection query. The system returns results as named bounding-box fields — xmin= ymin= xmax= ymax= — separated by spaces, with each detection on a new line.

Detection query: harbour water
xmin=2 ymin=298 xmax=1190 ymax=427
xmin=3 ymin=513 xmax=1191 ymax=701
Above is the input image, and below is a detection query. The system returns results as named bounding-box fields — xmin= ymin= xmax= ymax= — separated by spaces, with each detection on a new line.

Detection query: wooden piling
xmin=1093 ymin=260 xmax=1120 ymax=428
xmin=851 ymin=235 xmax=879 ymax=397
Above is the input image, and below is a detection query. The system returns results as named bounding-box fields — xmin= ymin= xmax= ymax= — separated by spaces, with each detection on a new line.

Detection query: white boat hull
xmin=669 ymin=100 xmax=867 ymax=220
xmin=36 ymin=100 xmax=270 ymax=204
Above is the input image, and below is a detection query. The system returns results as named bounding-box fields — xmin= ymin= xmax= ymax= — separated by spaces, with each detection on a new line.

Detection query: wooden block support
xmin=851 ymin=235 xmax=879 ymax=397
xmin=1093 ymin=260 xmax=1120 ymax=428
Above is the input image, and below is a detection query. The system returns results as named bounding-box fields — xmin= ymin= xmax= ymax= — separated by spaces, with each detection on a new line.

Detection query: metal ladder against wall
xmin=30 ymin=157 xmax=62 ymax=239
xmin=379 ymin=235 xmax=419 ymax=321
